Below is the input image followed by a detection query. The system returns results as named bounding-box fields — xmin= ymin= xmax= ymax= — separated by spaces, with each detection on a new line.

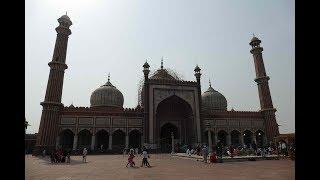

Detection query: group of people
xmin=42 ymin=147 xmax=88 ymax=164
xmin=184 ymin=141 xmax=286 ymax=163
xmin=185 ymin=144 xmax=205 ymax=156
xmin=46 ymin=149 xmax=71 ymax=163
xmin=125 ymin=147 xmax=151 ymax=168
xmin=123 ymin=148 xmax=139 ymax=156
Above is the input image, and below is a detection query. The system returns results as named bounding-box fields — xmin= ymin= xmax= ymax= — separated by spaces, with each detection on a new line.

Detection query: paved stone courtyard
xmin=25 ymin=154 xmax=294 ymax=180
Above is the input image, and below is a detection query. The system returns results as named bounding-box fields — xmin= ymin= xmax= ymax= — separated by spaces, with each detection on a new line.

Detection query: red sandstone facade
xmin=34 ymin=15 xmax=279 ymax=154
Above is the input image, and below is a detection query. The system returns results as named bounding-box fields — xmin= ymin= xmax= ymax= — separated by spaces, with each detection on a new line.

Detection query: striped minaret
xmin=34 ymin=14 xmax=72 ymax=154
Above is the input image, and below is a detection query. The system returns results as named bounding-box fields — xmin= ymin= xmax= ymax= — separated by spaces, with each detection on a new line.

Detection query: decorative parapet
xmin=148 ymin=79 xmax=198 ymax=86
xmin=203 ymin=110 xmax=263 ymax=118
xmin=62 ymin=105 xmax=143 ymax=117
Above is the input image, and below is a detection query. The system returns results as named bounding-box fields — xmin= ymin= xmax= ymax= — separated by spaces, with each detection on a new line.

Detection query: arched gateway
xmin=156 ymin=95 xmax=194 ymax=152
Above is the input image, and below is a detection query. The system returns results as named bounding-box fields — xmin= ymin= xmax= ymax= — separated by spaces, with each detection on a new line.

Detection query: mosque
xmin=34 ymin=14 xmax=279 ymax=154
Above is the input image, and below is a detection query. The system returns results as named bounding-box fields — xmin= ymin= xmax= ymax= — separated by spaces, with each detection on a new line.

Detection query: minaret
xmin=194 ymin=65 xmax=202 ymax=143
xmin=34 ymin=14 xmax=72 ymax=154
xmin=249 ymin=35 xmax=279 ymax=143
xmin=142 ymin=60 xmax=150 ymax=144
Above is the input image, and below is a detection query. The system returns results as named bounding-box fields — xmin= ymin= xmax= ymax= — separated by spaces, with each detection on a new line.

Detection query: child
xmin=126 ymin=149 xmax=135 ymax=167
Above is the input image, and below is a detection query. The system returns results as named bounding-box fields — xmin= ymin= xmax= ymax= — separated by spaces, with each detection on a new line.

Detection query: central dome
xmin=90 ymin=76 xmax=124 ymax=108
xmin=149 ymin=59 xmax=181 ymax=81
xmin=201 ymin=82 xmax=227 ymax=111
xmin=150 ymin=68 xmax=178 ymax=80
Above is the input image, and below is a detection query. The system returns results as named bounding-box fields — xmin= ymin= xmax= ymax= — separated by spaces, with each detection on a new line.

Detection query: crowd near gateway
xmin=33 ymin=14 xmax=279 ymax=155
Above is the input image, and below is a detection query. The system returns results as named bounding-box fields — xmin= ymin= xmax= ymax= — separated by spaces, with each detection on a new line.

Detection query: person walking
xmin=140 ymin=148 xmax=151 ymax=168
xmin=126 ymin=149 xmax=136 ymax=167
xmin=82 ymin=148 xmax=88 ymax=163
xmin=202 ymin=145 xmax=208 ymax=163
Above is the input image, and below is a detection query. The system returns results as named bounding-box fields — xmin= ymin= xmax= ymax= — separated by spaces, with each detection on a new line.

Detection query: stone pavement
xmin=25 ymin=154 xmax=294 ymax=180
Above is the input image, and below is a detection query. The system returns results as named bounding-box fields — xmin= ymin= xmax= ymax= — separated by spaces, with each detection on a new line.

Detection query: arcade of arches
xmin=58 ymin=129 xmax=268 ymax=153
xmin=58 ymin=128 xmax=143 ymax=152
xmin=203 ymin=129 xmax=267 ymax=148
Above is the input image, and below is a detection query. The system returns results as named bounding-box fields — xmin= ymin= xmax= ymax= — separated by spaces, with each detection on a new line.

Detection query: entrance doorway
xmin=160 ymin=123 xmax=178 ymax=153
xmin=129 ymin=130 xmax=141 ymax=149
xmin=156 ymin=95 xmax=194 ymax=151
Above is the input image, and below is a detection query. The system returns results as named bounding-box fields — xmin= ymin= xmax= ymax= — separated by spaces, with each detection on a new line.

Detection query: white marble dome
xmin=90 ymin=77 xmax=124 ymax=108
xmin=201 ymin=83 xmax=227 ymax=111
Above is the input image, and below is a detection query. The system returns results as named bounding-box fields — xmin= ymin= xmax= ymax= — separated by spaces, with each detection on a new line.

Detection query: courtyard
xmin=25 ymin=154 xmax=294 ymax=180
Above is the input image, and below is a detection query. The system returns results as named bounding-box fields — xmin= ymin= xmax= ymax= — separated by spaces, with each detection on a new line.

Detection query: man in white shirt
xmin=82 ymin=148 xmax=88 ymax=163
xmin=141 ymin=149 xmax=151 ymax=167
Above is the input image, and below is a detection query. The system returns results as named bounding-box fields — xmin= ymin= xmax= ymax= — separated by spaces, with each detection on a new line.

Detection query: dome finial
xmin=161 ymin=57 xmax=164 ymax=69
xmin=108 ymin=73 xmax=110 ymax=82
xmin=66 ymin=11 xmax=67 ymax=15
xmin=209 ymin=78 xmax=212 ymax=87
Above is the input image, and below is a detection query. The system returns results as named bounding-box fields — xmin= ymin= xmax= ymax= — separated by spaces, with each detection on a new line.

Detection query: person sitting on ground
xmin=281 ymin=142 xmax=287 ymax=157
xmin=42 ymin=149 xmax=46 ymax=157
xmin=256 ymin=148 xmax=261 ymax=156
xmin=262 ymin=147 xmax=267 ymax=157
xmin=54 ymin=150 xmax=60 ymax=163
xmin=186 ymin=148 xmax=190 ymax=156
xmin=227 ymin=150 xmax=231 ymax=156
xmin=209 ymin=151 xmax=217 ymax=163
xmin=229 ymin=146 xmax=234 ymax=158
xmin=190 ymin=148 xmax=194 ymax=155
xmin=58 ymin=149 xmax=63 ymax=162
xmin=268 ymin=146 xmax=274 ymax=155
xmin=50 ymin=151 xmax=55 ymax=163
xmin=195 ymin=145 xmax=200 ymax=156
xmin=66 ymin=151 xmax=71 ymax=163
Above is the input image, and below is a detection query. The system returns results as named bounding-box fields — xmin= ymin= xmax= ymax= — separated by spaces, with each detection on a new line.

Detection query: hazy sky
xmin=25 ymin=0 xmax=295 ymax=134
